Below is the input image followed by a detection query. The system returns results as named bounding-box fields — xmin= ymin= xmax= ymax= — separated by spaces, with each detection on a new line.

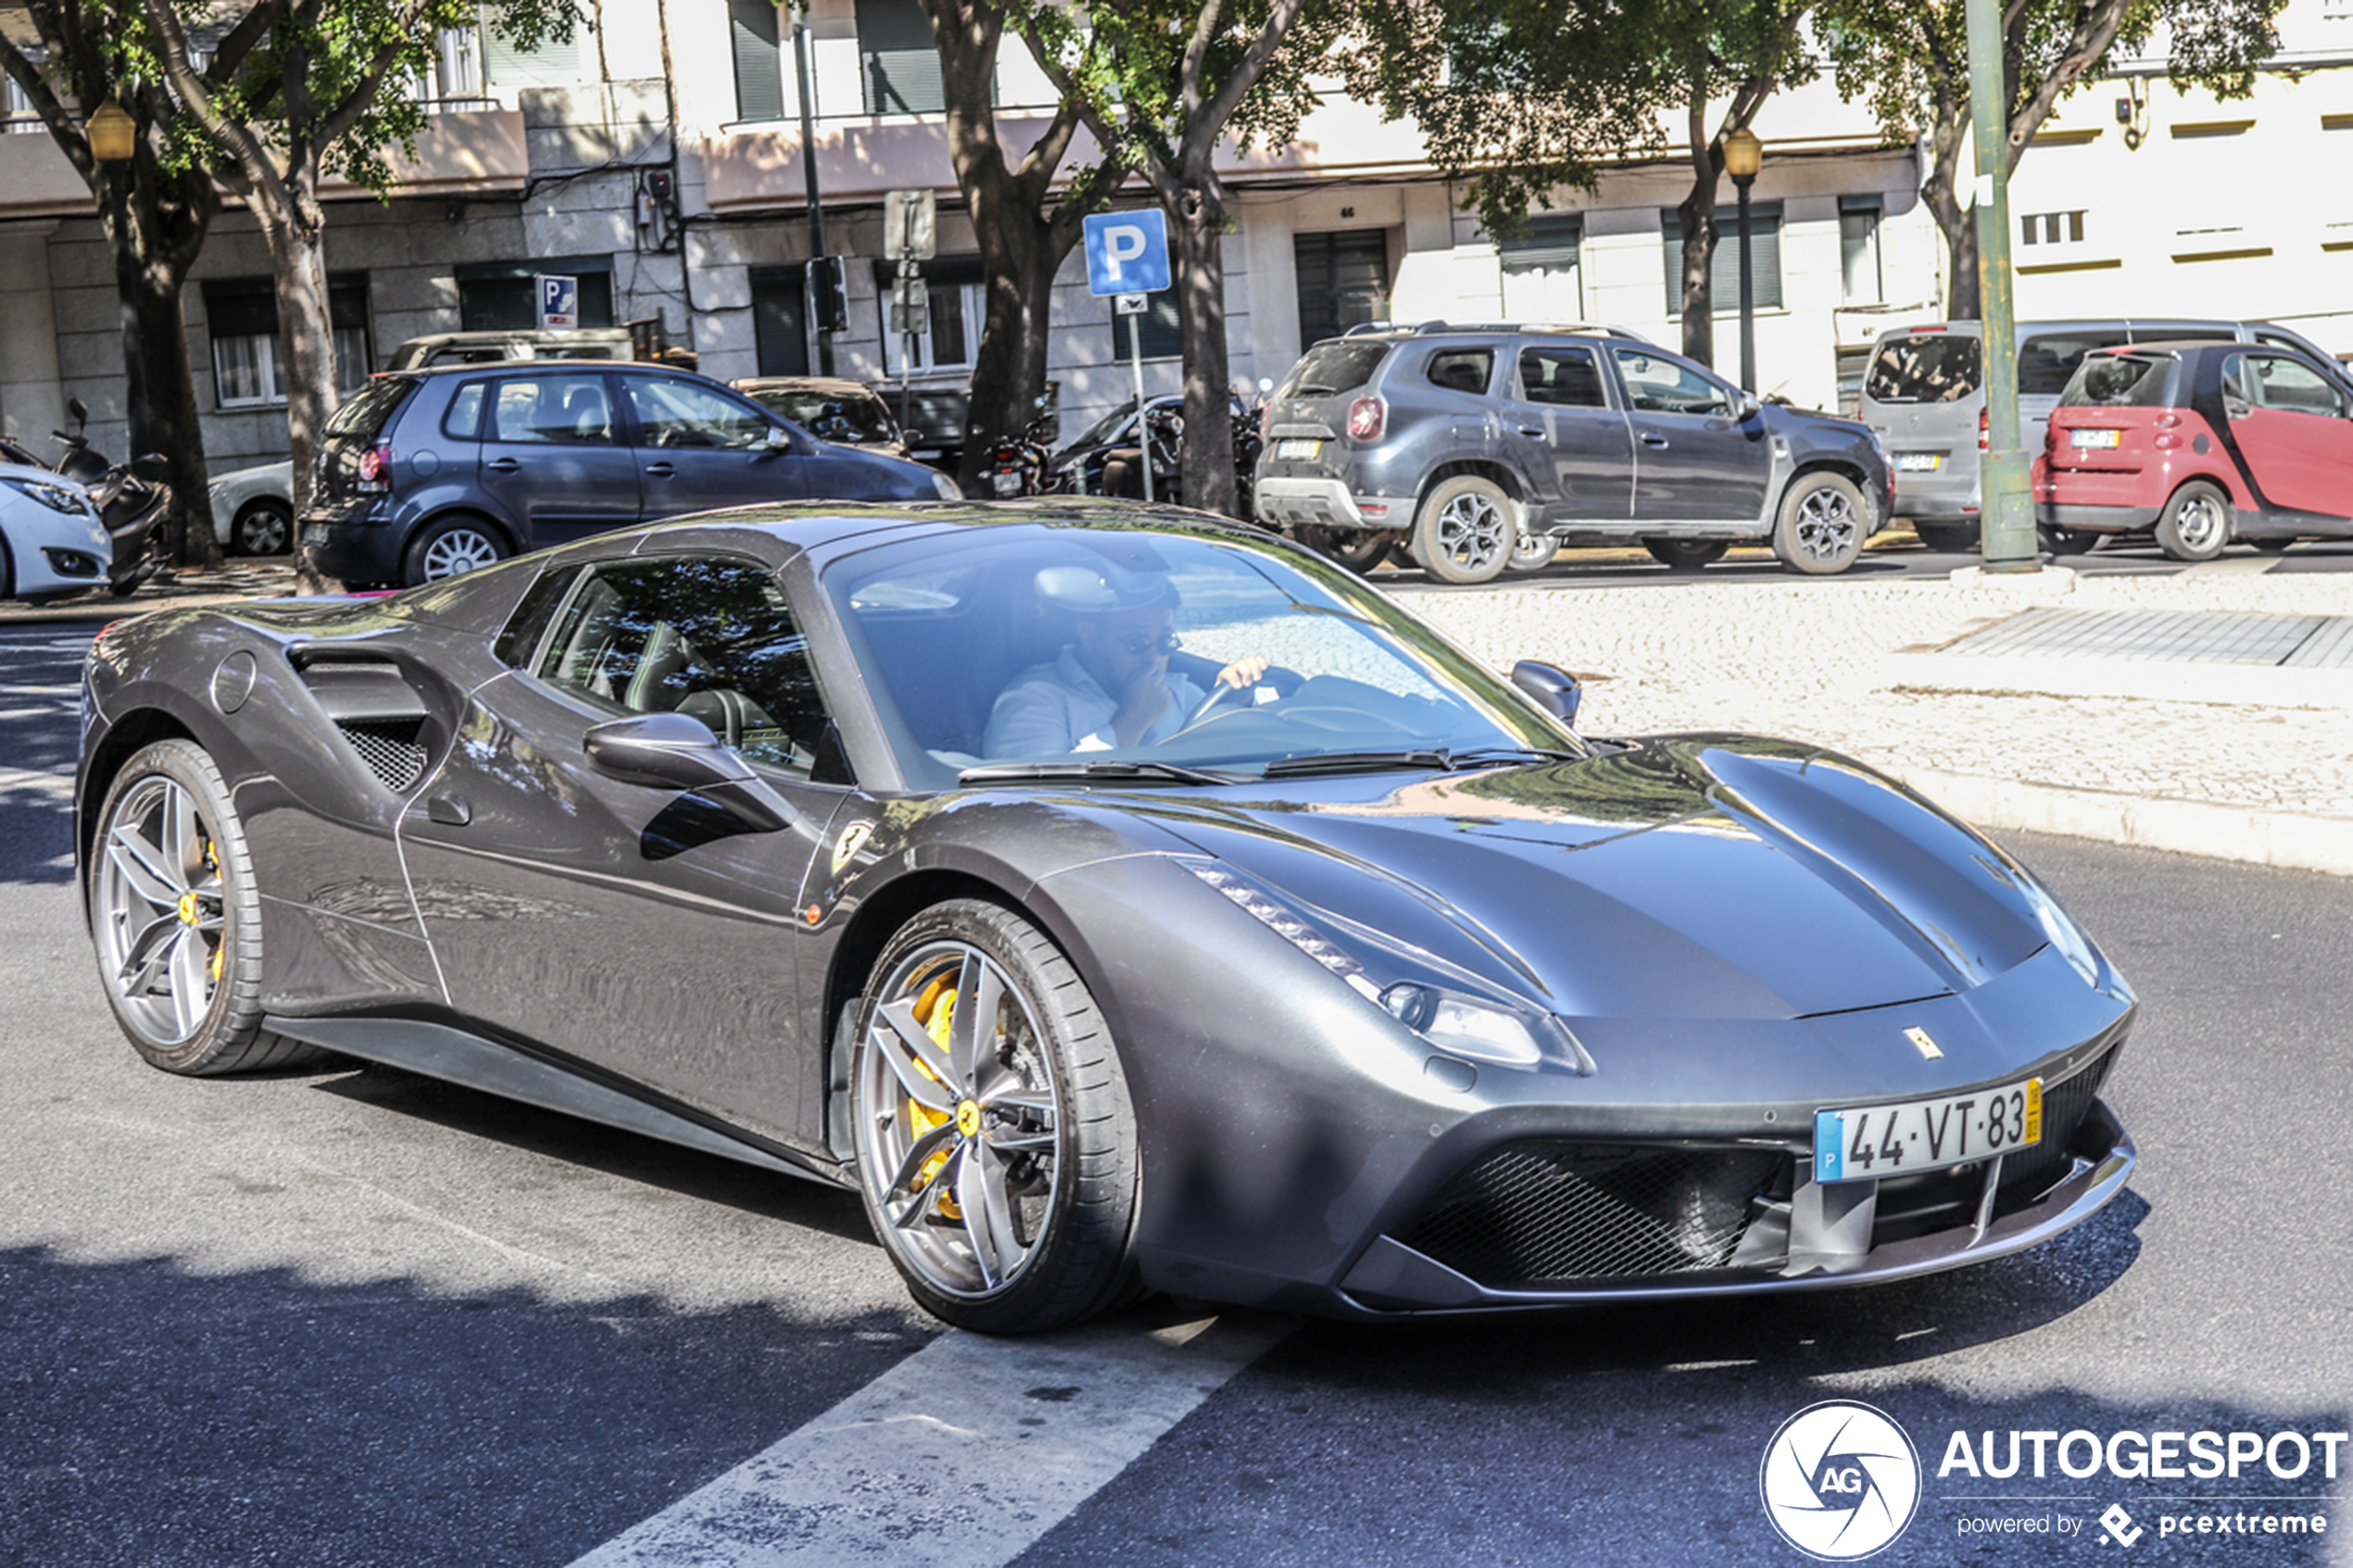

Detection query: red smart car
xmin=2033 ymin=340 xmax=2353 ymax=559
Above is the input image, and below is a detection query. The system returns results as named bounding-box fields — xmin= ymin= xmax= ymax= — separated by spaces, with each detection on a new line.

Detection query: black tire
xmin=1913 ymin=521 xmax=1978 ymax=553
xmin=2038 ymin=523 xmax=2100 ymax=557
xmin=1300 ymin=526 xmax=1403 ymax=573
xmin=232 ymin=497 xmax=293 ymax=557
xmin=849 ymin=898 xmax=1139 ymax=1334
xmin=2248 ymin=537 xmax=2296 ymax=555
xmin=2154 ymin=480 xmax=2232 ymax=562
xmin=1771 ymin=471 xmax=1868 ymax=575
xmin=1643 ymin=538 xmax=1730 ymax=571
xmin=87 ymin=739 xmax=324 ymax=1075
xmin=1410 ymin=475 xmax=1516 ymax=585
xmin=1504 ymin=528 xmax=1557 ymax=574
xmin=401 ymin=515 xmax=509 ymax=586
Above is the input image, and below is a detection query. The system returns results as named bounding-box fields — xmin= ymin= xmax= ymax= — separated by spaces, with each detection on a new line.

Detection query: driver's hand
xmin=1214 ymin=657 xmax=1269 ymax=690
xmin=1111 ymin=661 xmax=1172 ymax=746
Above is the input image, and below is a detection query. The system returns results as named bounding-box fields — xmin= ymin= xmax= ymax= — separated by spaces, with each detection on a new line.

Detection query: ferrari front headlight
xmin=1378 ymin=983 xmax=1548 ymax=1066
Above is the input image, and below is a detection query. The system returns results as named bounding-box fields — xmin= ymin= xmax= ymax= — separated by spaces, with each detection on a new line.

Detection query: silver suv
xmin=1254 ymin=323 xmax=1893 ymax=583
xmin=1859 ymin=317 xmax=2347 ymax=551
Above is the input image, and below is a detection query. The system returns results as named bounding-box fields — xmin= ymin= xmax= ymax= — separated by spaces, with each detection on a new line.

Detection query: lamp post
xmin=791 ymin=19 xmax=835 ymax=375
xmin=1722 ymin=125 xmax=1762 ymax=395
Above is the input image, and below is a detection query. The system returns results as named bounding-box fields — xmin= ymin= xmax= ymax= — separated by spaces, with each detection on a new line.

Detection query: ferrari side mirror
xmin=584 ymin=711 xmax=796 ymax=834
xmin=1510 ymin=660 xmax=1581 ymax=728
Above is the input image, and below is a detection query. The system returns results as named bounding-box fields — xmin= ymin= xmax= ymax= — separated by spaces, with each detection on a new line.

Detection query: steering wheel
xmin=1173 ymin=678 xmax=1255 ymax=735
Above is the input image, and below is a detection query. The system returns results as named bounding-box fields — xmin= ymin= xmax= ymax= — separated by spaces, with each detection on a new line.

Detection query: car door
xmin=1610 ymin=347 xmax=1768 ymax=521
xmin=474 ymin=371 xmax=643 ymax=546
xmin=2219 ymin=351 xmax=2353 ymax=520
xmin=622 ymin=373 xmax=808 ymax=517
xmin=396 ymin=553 xmax=852 ymax=1149
xmin=1500 ymin=342 xmax=1633 ymax=526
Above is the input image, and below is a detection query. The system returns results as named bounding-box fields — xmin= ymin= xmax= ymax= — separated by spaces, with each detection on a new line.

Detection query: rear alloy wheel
xmin=1771 ymin=471 xmax=1868 ymax=575
xmin=1411 ymin=476 xmax=1516 ymax=585
xmin=89 ymin=739 xmax=322 ymax=1074
xmin=1642 ymin=538 xmax=1730 ymax=571
xmin=2155 ymin=481 xmax=2233 ymax=562
xmin=232 ymin=497 xmax=293 ymax=558
xmin=404 ymin=518 xmax=508 ymax=585
xmin=1913 ymin=521 xmax=1978 ymax=553
xmin=2038 ymin=523 xmax=2100 ymax=558
xmin=1505 ymin=528 xmax=1557 ymax=574
xmin=851 ymin=899 xmax=1139 ymax=1333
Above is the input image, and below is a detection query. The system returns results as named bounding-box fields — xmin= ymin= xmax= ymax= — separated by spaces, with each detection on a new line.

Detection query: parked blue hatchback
xmin=302 ymin=361 xmax=962 ymax=586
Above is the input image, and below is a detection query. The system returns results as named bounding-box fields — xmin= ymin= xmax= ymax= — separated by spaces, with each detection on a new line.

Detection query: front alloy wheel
xmin=851 ymin=900 xmax=1139 ymax=1333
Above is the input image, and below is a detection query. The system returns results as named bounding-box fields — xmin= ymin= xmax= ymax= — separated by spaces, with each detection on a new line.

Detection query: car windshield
xmin=1064 ymin=402 xmax=1142 ymax=449
xmin=825 ymin=523 xmax=1582 ymax=789
xmin=2060 ymin=354 xmax=2176 ymax=408
xmin=748 ymin=387 xmax=899 ymax=444
xmin=1864 ymin=334 xmax=1982 ymax=404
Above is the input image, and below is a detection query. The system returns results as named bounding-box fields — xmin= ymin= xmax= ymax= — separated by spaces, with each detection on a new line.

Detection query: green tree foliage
xmin=140 ymin=0 xmax=572 ymax=588
xmin=1018 ymin=0 xmax=1346 ymax=518
xmin=1817 ymin=0 xmax=2287 ymax=317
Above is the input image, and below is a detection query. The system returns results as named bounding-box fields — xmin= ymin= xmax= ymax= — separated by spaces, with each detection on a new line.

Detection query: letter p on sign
xmin=1084 ymin=209 xmax=1171 ymax=296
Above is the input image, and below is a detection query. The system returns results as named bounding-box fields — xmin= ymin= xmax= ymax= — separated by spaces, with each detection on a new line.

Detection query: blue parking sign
xmin=1082 ymin=210 xmax=1171 ymax=296
xmin=537 ymin=273 xmax=579 ymax=329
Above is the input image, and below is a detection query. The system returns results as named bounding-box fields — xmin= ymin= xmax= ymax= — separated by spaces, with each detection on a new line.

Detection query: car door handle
xmin=425 ymin=794 xmax=472 ymax=827
xmin=484 ymin=458 xmax=520 ymax=473
xmin=1641 ymin=433 xmax=1671 ymax=448
xmin=1517 ymin=425 xmax=1545 ymax=438
xmin=644 ymin=462 xmax=676 ymax=478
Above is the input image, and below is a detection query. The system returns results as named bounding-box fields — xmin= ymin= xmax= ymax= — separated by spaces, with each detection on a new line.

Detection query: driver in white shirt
xmin=984 ymin=573 xmax=1266 ymax=758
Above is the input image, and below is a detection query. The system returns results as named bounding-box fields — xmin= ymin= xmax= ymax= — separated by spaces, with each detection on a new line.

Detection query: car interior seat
xmin=560 ymin=383 xmax=611 ymax=443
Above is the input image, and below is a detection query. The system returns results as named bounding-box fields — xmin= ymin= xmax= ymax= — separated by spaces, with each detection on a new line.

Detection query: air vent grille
xmin=336 ymin=719 xmax=428 ymax=793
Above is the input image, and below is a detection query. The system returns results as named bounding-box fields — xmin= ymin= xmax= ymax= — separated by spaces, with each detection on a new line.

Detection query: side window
xmin=623 ymin=375 xmax=772 ymax=450
xmin=1517 ymin=346 xmax=1608 ymax=408
xmin=1612 ymin=349 xmax=1731 ymax=417
xmin=1424 ymin=348 xmax=1494 ymax=396
xmin=443 ymin=382 xmax=487 ymax=440
xmin=533 ymin=557 xmax=842 ymax=782
xmin=2246 ymin=355 xmax=2347 ymax=418
xmin=488 ymin=374 xmax=617 ymax=445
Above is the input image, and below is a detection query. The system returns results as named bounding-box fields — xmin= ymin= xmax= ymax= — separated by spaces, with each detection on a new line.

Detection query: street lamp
xmin=86 ymin=100 xmax=137 ymax=162
xmin=1723 ymin=125 xmax=1762 ymax=394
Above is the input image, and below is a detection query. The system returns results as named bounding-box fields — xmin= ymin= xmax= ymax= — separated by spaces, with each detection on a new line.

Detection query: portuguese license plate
xmin=2070 ymin=428 xmax=2121 ymax=449
xmin=1813 ymin=1077 xmax=2043 ymax=1183
xmin=1895 ymin=452 xmax=1942 ymax=471
xmin=1276 ymin=438 xmax=1322 ymax=460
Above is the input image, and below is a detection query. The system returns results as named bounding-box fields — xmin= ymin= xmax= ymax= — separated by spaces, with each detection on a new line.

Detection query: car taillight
xmin=1978 ymin=408 xmax=1989 ymax=452
xmin=1346 ymin=396 xmax=1386 ymax=443
xmin=357 ymin=443 xmax=393 ymax=492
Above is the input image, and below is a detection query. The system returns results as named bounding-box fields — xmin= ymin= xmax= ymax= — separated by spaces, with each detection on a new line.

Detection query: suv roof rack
xmin=1406 ymin=320 xmax=1653 ymax=343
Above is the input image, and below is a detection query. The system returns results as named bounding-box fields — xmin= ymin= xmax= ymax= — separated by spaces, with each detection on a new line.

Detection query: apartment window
xmin=2020 ymin=209 xmax=2087 ymax=248
xmin=1498 ymin=213 xmax=1582 ymax=320
xmin=412 ymin=27 xmax=490 ymax=111
xmin=5 ymin=75 xmax=44 ymax=133
xmin=750 ymin=266 xmax=809 ymax=376
xmin=204 ymin=275 xmax=373 ymax=408
xmin=858 ymin=0 xmax=943 ymax=115
xmin=1109 ymin=293 xmax=1181 ymax=359
xmin=1661 ymin=202 xmax=1782 ymax=314
xmin=730 ymin=0 xmax=785 ymax=122
xmin=454 ymin=256 xmax=615 ymax=330
xmin=482 ymin=3 xmax=584 ymax=88
xmin=876 ymin=258 xmax=984 ymax=374
xmin=1293 ymin=230 xmax=1391 ymax=351
xmin=1840 ymin=194 xmax=1883 ymax=303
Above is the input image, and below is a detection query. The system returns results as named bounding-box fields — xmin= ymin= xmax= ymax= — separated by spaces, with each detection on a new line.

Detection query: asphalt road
xmin=3 ymin=623 xmax=2347 ymax=1567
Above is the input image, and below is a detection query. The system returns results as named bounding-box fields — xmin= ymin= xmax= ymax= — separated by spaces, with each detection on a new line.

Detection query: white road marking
xmin=569 ymin=1311 xmax=1291 ymax=1568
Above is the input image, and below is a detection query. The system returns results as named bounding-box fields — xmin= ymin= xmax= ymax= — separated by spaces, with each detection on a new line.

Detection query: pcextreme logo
xmin=1760 ymin=1400 xmax=1923 ymax=1560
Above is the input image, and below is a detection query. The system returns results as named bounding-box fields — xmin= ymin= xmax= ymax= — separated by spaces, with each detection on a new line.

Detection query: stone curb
xmin=1883 ymin=651 xmax=2353 ymax=709
xmin=1899 ymin=767 xmax=2353 ymax=879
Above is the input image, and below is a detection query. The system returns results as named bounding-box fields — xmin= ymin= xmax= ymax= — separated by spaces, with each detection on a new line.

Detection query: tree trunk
xmin=1677 ymin=91 xmax=1720 ymax=366
xmin=1918 ymin=92 xmax=1979 ymax=320
xmin=959 ymin=196 xmax=1063 ymax=494
xmin=1171 ymin=184 xmax=1237 ymax=519
xmin=128 ymin=270 xmax=219 ymax=568
xmin=259 ymin=200 xmax=342 ymax=592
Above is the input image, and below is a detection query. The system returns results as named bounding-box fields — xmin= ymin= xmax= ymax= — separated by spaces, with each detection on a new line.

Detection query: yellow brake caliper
xmin=907 ymin=975 xmax=961 ymax=1219
xmin=203 ymin=840 xmax=224 ymax=983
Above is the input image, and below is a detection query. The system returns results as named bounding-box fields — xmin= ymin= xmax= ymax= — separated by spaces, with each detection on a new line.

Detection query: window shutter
xmin=730 ymin=0 xmax=784 ymax=122
xmin=1500 ymin=213 xmax=1581 ymax=272
xmin=1660 ymin=203 xmax=1781 ymax=315
xmin=856 ymin=0 xmax=944 ymax=114
xmin=481 ymin=6 xmax=581 ymax=88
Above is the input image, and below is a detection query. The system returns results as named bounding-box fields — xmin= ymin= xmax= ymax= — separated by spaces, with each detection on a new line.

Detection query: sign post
xmin=886 ymin=190 xmax=937 ymax=437
xmin=1082 ymin=210 xmax=1173 ymax=505
xmin=535 ymin=274 xmax=579 ymax=330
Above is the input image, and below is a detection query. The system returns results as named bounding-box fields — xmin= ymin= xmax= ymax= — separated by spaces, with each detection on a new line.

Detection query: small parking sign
xmin=537 ymin=274 xmax=579 ymax=330
xmin=1082 ymin=210 xmax=1170 ymax=296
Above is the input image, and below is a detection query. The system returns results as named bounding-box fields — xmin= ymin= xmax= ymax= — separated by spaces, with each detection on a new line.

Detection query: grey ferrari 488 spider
xmin=77 ymin=501 xmax=2136 ymax=1332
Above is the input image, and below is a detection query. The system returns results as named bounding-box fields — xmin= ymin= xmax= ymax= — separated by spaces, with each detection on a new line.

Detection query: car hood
xmin=1141 ymin=736 xmax=2058 ymax=1021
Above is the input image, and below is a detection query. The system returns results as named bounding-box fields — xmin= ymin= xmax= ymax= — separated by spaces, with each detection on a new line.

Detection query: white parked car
xmin=0 ymin=459 xmax=113 ymax=602
xmin=208 ymin=461 xmax=294 ymax=557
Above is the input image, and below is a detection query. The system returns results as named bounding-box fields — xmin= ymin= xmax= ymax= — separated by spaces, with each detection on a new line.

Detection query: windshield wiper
xmin=959 ymin=759 xmax=1241 ymax=788
xmin=1262 ymin=746 xmax=1579 ymax=779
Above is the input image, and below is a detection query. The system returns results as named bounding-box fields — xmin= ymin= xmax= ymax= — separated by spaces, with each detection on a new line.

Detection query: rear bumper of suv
xmin=302 ymin=506 xmax=405 ymax=585
xmin=1256 ymin=478 xmax=1410 ymax=533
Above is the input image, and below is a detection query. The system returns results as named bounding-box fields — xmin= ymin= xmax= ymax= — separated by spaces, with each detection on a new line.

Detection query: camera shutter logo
xmin=1759 ymin=1400 xmax=1922 ymax=1559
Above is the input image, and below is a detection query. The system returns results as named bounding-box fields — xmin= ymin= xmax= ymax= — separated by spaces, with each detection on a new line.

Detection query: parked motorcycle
xmin=1042 ymin=390 xmax=1266 ymax=521
xmin=0 ymin=397 xmax=173 ymax=595
xmin=978 ymin=396 xmax=1058 ymax=498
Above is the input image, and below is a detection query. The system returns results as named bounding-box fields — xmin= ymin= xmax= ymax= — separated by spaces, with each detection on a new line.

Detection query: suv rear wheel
xmin=1771 ymin=472 xmax=1867 ymax=575
xmin=1642 ymin=538 xmax=1729 ymax=571
xmin=1411 ymin=476 xmax=1516 ymax=585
